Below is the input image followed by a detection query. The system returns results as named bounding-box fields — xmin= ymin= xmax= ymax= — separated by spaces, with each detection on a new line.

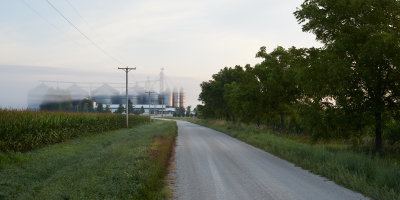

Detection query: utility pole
xmin=118 ymin=67 xmax=136 ymax=128
xmin=145 ymin=91 xmax=154 ymax=120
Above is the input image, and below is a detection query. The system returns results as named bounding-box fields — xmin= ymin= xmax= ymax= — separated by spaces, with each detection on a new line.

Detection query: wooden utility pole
xmin=118 ymin=67 xmax=136 ymax=128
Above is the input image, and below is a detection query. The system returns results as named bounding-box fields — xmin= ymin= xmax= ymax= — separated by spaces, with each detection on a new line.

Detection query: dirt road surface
xmin=172 ymin=120 xmax=368 ymax=200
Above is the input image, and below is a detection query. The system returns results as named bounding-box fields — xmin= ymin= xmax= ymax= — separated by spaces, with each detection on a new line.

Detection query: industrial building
xmin=27 ymin=69 xmax=186 ymax=115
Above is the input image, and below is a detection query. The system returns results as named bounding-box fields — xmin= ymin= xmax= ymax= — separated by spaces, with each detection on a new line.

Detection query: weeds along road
xmin=173 ymin=120 xmax=369 ymax=200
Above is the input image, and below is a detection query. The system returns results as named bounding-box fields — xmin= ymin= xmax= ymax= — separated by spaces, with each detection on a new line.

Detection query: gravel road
xmin=172 ymin=120 xmax=369 ymax=200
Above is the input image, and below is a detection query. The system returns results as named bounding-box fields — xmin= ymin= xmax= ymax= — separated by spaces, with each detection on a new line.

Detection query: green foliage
xmin=199 ymin=47 xmax=306 ymax=128
xmin=255 ymin=46 xmax=305 ymax=130
xmin=223 ymin=65 xmax=263 ymax=124
xmin=40 ymin=100 xmax=73 ymax=112
xmin=197 ymin=0 xmax=400 ymax=151
xmin=105 ymin=105 xmax=111 ymax=113
xmin=294 ymin=0 xmax=400 ymax=149
xmin=192 ymin=106 xmax=198 ymax=117
xmin=96 ymin=102 xmax=104 ymax=113
xmin=199 ymin=66 xmax=243 ymax=121
xmin=115 ymin=103 xmax=125 ymax=114
xmin=78 ymin=98 xmax=94 ymax=112
xmin=140 ymin=106 xmax=145 ymax=114
xmin=0 ymin=120 xmax=177 ymax=200
xmin=39 ymin=89 xmax=73 ymax=112
xmin=185 ymin=106 xmax=191 ymax=117
xmin=128 ymin=100 xmax=134 ymax=114
xmin=174 ymin=107 xmax=186 ymax=117
xmin=0 ymin=109 xmax=150 ymax=152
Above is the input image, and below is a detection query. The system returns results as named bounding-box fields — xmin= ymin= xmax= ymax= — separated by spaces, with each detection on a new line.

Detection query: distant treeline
xmin=40 ymin=98 xmax=198 ymax=117
xmin=198 ymin=0 xmax=400 ymax=151
xmin=40 ymin=98 xmax=102 ymax=113
xmin=40 ymin=98 xmax=146 ymax=115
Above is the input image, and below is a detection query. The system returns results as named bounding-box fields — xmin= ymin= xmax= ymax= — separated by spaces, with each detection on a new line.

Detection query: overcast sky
xmin=0 ymin=0 xmax=321 ymax=108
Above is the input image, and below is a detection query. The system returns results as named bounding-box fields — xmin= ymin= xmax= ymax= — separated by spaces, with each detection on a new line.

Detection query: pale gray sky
xmin=0 ymin=0 xmax=320 ymax=108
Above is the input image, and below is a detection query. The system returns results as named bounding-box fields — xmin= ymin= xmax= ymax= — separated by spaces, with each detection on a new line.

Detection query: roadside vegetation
xmin=182 ymin=118 xmax=399 ymax=200
xmin=198 ymin=1 xmax=400 ymax=153
xmin=194 ymin=1 xmax=400 ymax=199
xmin=0 ymin=109 xmax=149 ymax=152
xmin=0 ymin=120 xmax=176 ymax=200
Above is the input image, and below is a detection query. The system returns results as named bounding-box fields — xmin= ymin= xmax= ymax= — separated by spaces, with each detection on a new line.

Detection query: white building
xmin=102 ymin=104 xmax=176 ymax=116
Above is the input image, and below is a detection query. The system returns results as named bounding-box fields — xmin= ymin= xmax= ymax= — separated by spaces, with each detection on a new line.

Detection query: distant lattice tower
xmin=179 ymin=88 xmax=185 ymax=108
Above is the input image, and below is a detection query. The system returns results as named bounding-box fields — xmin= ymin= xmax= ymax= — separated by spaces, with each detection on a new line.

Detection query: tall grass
xmin=0 ymin=109 xmax=149 ymax=152
xmin=0 ymin=120 xmax=177 ymax=199
xmin=185 ymin=118 xmax=400 ymax=200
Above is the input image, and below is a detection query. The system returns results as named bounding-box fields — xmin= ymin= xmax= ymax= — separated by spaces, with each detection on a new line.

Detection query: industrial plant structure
xmin=27 ymin=69 xmax=185 ymax=115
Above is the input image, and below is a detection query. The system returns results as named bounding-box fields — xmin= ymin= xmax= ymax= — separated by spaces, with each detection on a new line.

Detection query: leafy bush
xmin=384 ymin=119 xmax=400 ymax=145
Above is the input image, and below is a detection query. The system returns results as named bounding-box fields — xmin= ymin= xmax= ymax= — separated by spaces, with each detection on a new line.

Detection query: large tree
xmin=128 ymin=100 xmax=134 ymax=114
xmin=96 ymin=103 xmax=104 ymax=113
xmin=295 ymin=0 xmax=400 ymax=150
xmin=223 ymin=65 xmax=264 ymax=126
xmin=105 ymin=105 xmax=111 ymax=113
xmin=198 ymin=66 xmax=244 ymax=121
xmin=186 ymin=106 xmax=191 ymax=117
xmin=115 ymin=104 xmax=125 ymax=114
xmin=254 ymin=46 xmax=305 ymax=131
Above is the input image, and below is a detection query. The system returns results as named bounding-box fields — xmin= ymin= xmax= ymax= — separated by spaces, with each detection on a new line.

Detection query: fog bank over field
xmin=0 ymin=65 xmax=201 ymax=109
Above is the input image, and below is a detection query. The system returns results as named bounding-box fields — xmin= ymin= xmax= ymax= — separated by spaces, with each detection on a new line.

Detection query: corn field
xmin=0 ymin=109 xmax=150 ymax=152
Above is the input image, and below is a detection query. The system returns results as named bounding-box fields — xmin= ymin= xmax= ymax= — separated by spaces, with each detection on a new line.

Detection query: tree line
xmin=198 ymin=0 xmax=400 ymax=150
xmin=173 ymin=106 xmax=198 ymax=117
xmin=40 ymin=99 xmax=147 ymax=115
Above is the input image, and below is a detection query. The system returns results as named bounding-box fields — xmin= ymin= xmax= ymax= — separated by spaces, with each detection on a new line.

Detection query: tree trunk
xmin=374 ymin=67 xmax=383 ymax=151
xmin=280 ymin=113 xmax=285 ymax=133
xmin=375 ymin=111 xmax=382 ymax=151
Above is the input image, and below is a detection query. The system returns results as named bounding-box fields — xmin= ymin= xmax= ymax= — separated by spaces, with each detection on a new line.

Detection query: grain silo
xmin=41 ymin=87 xmax=72 ymax=105
xmin=27 ymin=83 xmax=51 ymax=110
xmin=162 ymin=88 xmax=172 ymax=107
xmin=68 ymin=84 xmax=89 ymax=103
xmin=150 ymin=92 xmax=159 ymax=105
xmin=92 ymin=84 xmax=119 ymax=104
xmin=179 ymin=88 xmax=185 ymax=108
xmin=128 ymin=84 xmax=145 ymax=104
xmin=172 ymin=88 xmax=179 ymax=108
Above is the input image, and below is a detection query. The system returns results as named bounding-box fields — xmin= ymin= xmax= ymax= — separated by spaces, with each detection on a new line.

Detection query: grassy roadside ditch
xmin=0 ymin=120 xmax=177 ymax=200
xmin=180 ymin=118 xmax=400 ymax=200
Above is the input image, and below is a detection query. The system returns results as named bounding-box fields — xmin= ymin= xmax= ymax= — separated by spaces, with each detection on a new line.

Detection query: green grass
xmin=0 ymin=120 xmax=176 ymax=200
xmin=182 ymin=118 xmax=400 ymax=200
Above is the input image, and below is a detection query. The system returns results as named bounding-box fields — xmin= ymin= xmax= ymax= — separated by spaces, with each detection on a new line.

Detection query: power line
xmin=64 ymin=0 xmax=108 ymax=50
xmin=21 ymin=0 xmax=86 ymax=48
xmin=45 ymin=0 xmax=124 ymax=66
xmin=64 ymin=0 xmax=91 ymax=28
xmin=21 ymin=0 xmax=59 ymax=30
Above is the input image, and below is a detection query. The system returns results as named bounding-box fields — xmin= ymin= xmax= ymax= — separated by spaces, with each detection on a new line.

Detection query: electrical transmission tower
xmin=118 ymin=67 xmax=136 ymax=128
